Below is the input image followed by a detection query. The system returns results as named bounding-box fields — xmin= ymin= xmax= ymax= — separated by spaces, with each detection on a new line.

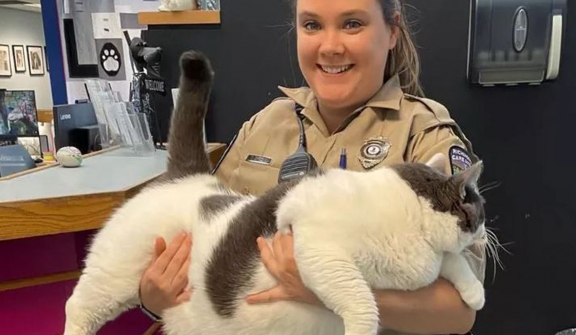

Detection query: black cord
xmin=210 ymin=134 xmax=237 ymax=175
xmin=295 ymin=104 xmax=307 ymax=150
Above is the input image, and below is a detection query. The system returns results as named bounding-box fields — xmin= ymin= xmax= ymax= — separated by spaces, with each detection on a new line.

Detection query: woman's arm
xmin=375 ymin=280 xmax=475 ymax=334
xmin=247 ymin=233 xmax=476 ymax=334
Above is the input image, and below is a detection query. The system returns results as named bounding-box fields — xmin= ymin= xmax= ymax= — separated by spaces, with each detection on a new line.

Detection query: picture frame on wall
xmin=27 ymin=45 xmax=45 ymax=76
xmin=0 ymin=44 xmax=12 ymax=77
xmin=12 ymin=45 xmax=26 ymax=73
xmin=44 ymin=46 xmax=49 ymax=72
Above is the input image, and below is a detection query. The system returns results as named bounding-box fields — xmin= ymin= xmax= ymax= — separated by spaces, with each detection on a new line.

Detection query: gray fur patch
xmin=164 ymin=50 xmax=214 ymax=180
xmin=199 ymin=195 xmax=242 ymax=221
xmin=391 ymin=163 xmax=484 ymax=233
xmin=204 ymin=179 xmax=300 ymax=318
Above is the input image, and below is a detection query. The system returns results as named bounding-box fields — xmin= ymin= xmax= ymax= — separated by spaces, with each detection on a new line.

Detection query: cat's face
xmin=392 ymin=153 xmax=486 ymax=248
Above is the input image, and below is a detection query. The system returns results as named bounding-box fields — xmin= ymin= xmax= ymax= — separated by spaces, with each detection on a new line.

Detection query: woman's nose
xmin=319 ymin=30 xmax=345 ymax=56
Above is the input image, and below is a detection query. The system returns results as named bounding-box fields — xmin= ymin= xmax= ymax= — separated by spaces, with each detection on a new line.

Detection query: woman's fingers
xmin=281 ymin=233 xmax=295 ymax=265
xmin=162 ymin=233 xmax=192 ymax=280
xmin=175 ymin=287 xmax=192 ymax=304
xmin=246 ymin=285 xmax=290 ymax=304
xmin=272 ymin=232 xmax=284 ymax=262
xmin=154 ymin=231 xmax=188 ymax=274
xmin=154 ymin=237 xmax=167 ymax=259
xmin=257 ymin=237 xmax=280 ymax=277
xmin=171 ymin=256 xmax=191 ymax=292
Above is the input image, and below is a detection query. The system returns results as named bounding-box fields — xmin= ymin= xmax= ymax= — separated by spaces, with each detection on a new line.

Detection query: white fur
xmin=63 ymin=158 xmax=485 ymax=335
xmin=158 ymin=0 xmax=195 ymax=12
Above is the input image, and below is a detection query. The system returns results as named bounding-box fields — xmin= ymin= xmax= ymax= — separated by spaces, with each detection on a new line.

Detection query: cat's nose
xmin=475 ymin=224 xmax=486 ymax=239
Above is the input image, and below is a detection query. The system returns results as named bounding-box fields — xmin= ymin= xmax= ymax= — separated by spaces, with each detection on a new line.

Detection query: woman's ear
xmin=388 ymin=11 xmax=402 ymax=49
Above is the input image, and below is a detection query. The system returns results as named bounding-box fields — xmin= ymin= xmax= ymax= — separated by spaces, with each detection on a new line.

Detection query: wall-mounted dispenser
xmin=467 ymin=0 xmax=567 ymax=86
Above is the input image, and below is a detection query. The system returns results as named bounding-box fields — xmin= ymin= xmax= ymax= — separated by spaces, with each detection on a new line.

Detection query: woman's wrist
xmin=139 ymin=301 xmax=163 ymax=323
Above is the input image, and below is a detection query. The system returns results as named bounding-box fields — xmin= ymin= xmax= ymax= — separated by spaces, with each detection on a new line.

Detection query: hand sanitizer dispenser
xmin=467 ymin=0 xmax=567 ymax=86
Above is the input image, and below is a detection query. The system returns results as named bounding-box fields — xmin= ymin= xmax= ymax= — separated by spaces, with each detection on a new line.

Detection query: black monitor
xmin=53 ymin=102 xmax=98 ymax=151
xmin=0 ymin=90 xmax=39 ymax=139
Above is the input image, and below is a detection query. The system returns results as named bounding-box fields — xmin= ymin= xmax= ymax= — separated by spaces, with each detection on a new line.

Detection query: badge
xmin=358 ymin=136 xmax=390 ymax=169
xmin=245 ymin=154 xmax=272 ymax=166
xmin=449 ymin=146 xmax=472 ymax=175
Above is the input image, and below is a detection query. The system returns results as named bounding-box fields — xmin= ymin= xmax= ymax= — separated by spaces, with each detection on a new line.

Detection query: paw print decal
xmin=99 ymin=42 xmax=122 ymax=76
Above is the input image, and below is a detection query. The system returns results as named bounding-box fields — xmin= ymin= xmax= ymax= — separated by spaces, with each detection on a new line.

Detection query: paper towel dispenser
xmin=467 ymin=0 xmax=567 ymax=86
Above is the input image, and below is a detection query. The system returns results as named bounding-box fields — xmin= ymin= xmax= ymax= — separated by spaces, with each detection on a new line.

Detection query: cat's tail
xmin=165 ymin=50 xmax=215 ymax=180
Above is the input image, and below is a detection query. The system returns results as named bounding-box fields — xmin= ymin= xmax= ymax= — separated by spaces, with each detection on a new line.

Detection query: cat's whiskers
xmin=484 ymin=227 xmax=511 ymax=282
xmin=479 ymin=181 xmax=501 ymax=194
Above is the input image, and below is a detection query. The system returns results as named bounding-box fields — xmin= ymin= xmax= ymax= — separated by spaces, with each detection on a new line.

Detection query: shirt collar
xmin=277 ymin=74 xmax=404 ymax=135
xmin=277 ymin=74 xmax=403 ymax=112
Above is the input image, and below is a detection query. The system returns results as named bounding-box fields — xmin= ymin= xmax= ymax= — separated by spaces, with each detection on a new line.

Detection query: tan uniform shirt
xmin=215 ymin=75 xmax=485 ymax=335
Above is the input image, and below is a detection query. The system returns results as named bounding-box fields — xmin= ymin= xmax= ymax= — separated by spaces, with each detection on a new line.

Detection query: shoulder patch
xmin=449 ymin=146 xmax=472 ymax=175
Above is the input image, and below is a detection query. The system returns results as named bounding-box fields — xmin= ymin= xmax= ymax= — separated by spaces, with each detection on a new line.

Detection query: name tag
xmin=245 ymin=154 xmax=272 ymax=166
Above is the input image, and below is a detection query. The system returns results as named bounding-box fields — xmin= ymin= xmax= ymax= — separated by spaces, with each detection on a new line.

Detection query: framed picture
xmin=44 ymin=46 xmax=49 ymax=72
xmin=12 ymin=45 xmax=26 ymax=73
xmin=0 ymin=44 xmax=12 ymax=77
xmin=27 ymin=45 xmax=45 ymax=75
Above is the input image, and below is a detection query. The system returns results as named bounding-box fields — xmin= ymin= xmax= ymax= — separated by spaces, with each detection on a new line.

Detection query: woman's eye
xmin=344 ymin=20 xmax=362 ymax=30
xmin=303 ymin=21 xmax=321 ymax=30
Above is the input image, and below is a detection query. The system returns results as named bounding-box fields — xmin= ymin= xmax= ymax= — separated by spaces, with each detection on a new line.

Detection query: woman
xmin=139 ymin=0 xmax=485 ymax=334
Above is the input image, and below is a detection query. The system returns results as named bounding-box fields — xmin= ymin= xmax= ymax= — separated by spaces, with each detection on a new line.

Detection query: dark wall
xmin=143 ymin=1 xmax=576 ymax=334
xmin=143 ymin=0 xmax=302 ymax=144
xmin=411 ymin=2 xmax=576 ymax=334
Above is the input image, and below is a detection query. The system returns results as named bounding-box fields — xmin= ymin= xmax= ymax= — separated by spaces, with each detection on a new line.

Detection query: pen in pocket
xmin=339 ymin=148 xmax=347 ymax=169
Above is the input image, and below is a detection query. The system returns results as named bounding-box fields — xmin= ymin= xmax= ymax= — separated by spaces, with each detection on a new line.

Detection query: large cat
xmin=63 ymin=50 xmax=488 ymax=335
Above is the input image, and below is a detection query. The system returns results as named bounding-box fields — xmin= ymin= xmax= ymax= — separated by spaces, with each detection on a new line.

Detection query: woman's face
xmin=296 ymin=0 xmax=398 ymax=112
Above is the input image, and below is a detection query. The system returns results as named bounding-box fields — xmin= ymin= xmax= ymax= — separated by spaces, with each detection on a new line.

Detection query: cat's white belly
xmin=363 ymin=245 xmax=444 ymax=291
xmin=171 ymin=197 xmax=346 ymax=335
xmin=163 ymin=290 xmax=344 ymax=335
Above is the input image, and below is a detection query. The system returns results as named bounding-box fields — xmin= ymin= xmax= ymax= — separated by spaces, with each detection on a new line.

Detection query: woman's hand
xmin=246 ymin=231 xmax=322 ymax=307
xmin=139 ymin=231 xmax=193 ymax=316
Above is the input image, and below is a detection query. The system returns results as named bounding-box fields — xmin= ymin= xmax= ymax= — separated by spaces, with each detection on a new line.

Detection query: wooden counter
xmin=138 ymin=10 xmax=220 ymax=25
xmin=0 ymin=143 xmax=226 ymax=242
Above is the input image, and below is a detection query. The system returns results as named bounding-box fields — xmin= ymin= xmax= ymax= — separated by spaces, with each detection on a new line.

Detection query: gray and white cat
xmin=63 ymin=50 xmax=488 ymax=335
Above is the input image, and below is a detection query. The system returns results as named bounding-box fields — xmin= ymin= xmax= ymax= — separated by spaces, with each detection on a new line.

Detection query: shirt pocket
xmin=232 ymin=158 xmax=281 ymax=196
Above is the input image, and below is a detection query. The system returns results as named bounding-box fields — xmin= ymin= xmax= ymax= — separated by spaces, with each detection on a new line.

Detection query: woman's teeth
xmin=320 ymin=65 xmax=352 ymax=74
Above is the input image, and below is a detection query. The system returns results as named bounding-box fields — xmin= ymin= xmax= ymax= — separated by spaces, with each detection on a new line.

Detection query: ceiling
xmin=0 ymin=0 xmax=41 ymax=13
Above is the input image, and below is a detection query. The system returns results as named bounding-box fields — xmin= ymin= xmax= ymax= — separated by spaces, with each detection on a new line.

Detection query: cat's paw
xmin=179 ymin=50 xmax=214 ymax=83
xmin=458 ymin=280 xmax=485 ymax=310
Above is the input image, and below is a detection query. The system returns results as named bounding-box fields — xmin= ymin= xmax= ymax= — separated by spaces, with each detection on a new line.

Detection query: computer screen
xmin=0 ymin=90 xmax=39 ymax=137
xmin=53 ymin=102 xmax=98 ymax=150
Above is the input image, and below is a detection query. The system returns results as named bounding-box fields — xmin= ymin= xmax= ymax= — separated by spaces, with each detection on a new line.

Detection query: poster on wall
xmin=92 ymin=13 xmax=123 ymax=40
xmin=0 ymin=45 xmax=12 ymax=77
xmin=95 ymin=39 xmax=126 ymax=81
xmin=12 ymin=45 xmax=26 ymax=73
xmin=27 ymin=45 xmax=45 ymax=76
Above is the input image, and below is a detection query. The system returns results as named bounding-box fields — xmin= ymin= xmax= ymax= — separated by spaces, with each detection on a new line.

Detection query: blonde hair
xmin=291 ymin=0 xmax=424 ymax=97
xmin=380 ymin=0 xmax=424 ymax=96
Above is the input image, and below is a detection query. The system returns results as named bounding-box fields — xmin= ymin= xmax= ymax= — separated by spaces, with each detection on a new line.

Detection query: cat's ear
xmin=451 ymin=160 xmax=484 ymax=199
xmin=425 ymin=153 xmax=447 ymax=173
